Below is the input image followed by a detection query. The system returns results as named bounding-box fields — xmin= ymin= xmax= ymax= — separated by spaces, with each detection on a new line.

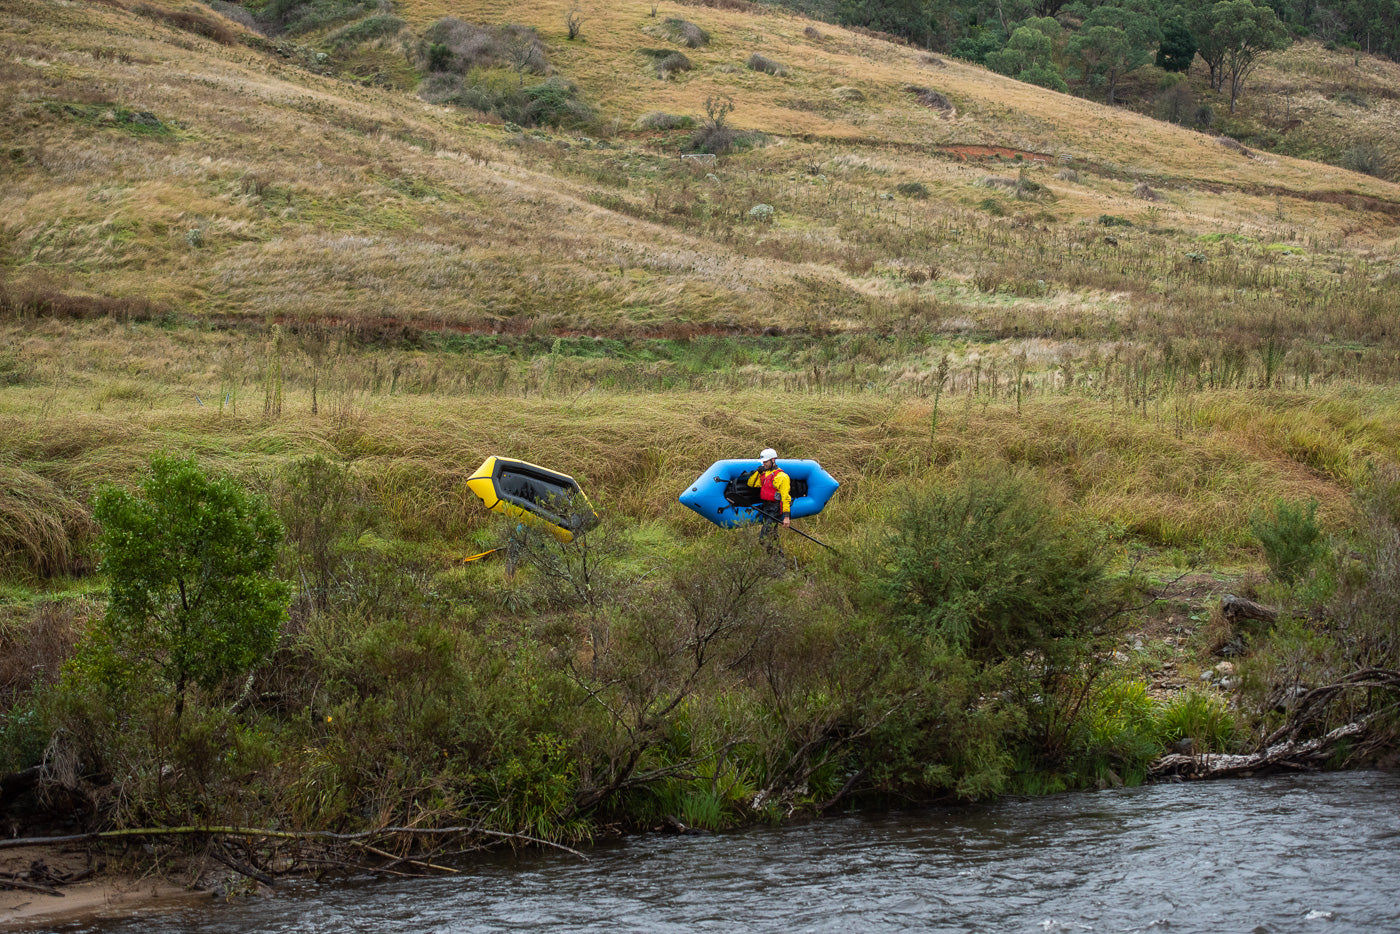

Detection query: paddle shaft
xmin=754 ymin=508 xmax=838 ymax=552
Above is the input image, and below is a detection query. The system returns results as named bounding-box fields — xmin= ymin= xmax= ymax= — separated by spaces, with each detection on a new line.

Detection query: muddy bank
xmin=1 ymin=845 xmax=207 ymax=929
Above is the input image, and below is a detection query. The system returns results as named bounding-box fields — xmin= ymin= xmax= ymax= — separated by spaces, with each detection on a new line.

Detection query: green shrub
xmin=522 ymin=77 xmax=594 ymax=127
xmin=258 ymin=0 xmax=377 ymax=37
xmin=1081 ymin=678 xmax=1162 ymax=782
xmin=633 ymin=111 xmax=695 ymax=130
xmin=428 ymin=71 xmax=594 ymax=129
xmin=871 ymin=464 xmax=1111 ymax=661
xmin=426 ymin=41 xmax=452 ymax=72
xmin=1156 ymin=690 xmax=1238 ymax=752
xmin=416 ymin=19 xmax=546 ymax=75
xmin=1250 ymin=497 xmax=1327 ymax=584
xmin=895 ymin=181 xmax=930 ymax=199
xmin=1021 ymin=64 xmax=1068 ymax=93
xmin=276 ymin=454 xmax=359 ymax=614
xmin=89 ymin=454 xmax=290 ymax=721
xmin=1341 ymin=143 xmax=1391 ymax=180
xmin=1327 ymin=464 xmax=1400 ymax=668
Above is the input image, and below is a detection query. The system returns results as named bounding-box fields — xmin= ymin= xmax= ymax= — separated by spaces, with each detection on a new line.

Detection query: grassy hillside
xmin=2 ymin=0 xmax=1397 ymax=533
xmin=1 ymin=0 xmax=1399 ymax=860
xmin=4 ymin=0 xmax=1398 ymax=336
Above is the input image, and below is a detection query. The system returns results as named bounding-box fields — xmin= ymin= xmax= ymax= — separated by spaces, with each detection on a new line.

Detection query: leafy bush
xmin=690 ymin=93 xmax=738 ymax=155
xmin=276 ymin=454 xmax=361 ymax=615
xmin=89 ymin=454 xmax=290 ymax=720
xmin=895 ymin=181 xmax=930 ymax=199
xmin=522 ymin=77 xmax=594 ymax=127
xmin=1154 ymin=82 xmax=1196 ymax=125
xmin=871 ymin=464 xmax=1112 ymax=661
xmin=1326 ymin=465 xmax=1400 ymax=668
xmin=1081 ymin=678 xmax=1162 ymax=781
xmin=1250 ymin=497 xmax=1327 ymax=584
xmin=1021 ymin=64 xmax=1068 ymax=93
xmin=424 ymin=72 xmax=594 ymax=129
xmin=256 ymin=0 xmax=379 ymax=37
xmin=1341 ymin=143 xmax=1391 ymax=179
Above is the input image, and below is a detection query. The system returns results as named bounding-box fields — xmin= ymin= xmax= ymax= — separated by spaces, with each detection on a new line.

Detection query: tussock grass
xmin=0 ymin=460 xmax=95 ymax=576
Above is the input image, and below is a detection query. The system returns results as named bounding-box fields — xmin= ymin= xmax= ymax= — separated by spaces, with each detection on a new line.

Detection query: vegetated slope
xmin=1227 ymin=42 xmax=1400 ymax=180
xmin=2 ymin=0 xmax=1398 ymax=343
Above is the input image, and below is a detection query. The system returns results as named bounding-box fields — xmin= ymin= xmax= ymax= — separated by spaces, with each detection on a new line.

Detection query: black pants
xmin=756 ymin=502 xmax=783 ymax=551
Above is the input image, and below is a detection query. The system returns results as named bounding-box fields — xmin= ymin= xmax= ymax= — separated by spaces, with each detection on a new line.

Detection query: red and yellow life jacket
xmin=748 ymin=467 xmax=792 ymax=514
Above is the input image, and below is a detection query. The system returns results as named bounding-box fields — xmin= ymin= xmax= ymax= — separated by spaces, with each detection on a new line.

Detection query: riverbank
xmin=0 ymin=845 xmax=209 ymax=929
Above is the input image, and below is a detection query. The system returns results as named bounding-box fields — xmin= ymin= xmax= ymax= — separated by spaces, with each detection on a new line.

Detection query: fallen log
xmin=1150 ymin=719 xmax=1368 ymax=780
xmin=1151 ymin=668 xmax=1400 ymax=781
xmin=1220 ymin=594 xmax=1278 ymax=625
xmin=0 ymin=875 xmax=63 ymax=896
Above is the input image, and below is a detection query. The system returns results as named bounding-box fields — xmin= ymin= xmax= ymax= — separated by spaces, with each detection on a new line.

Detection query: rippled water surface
xmin=56 ymin=771 xmax=1400 ymax=934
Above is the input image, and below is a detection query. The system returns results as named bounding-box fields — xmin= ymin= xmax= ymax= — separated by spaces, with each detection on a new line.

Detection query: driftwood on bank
xmin=0 ymin=823 xmax=588 ymax=892
xmin=1151 ymin=668 xmax=1400 ymax=780
xmin=1220 ymin=594 xmax=1278 ymax=626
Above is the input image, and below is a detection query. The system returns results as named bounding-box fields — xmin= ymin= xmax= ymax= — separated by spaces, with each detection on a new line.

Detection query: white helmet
xmin=759 ymin=448 xmax=777 ymax=461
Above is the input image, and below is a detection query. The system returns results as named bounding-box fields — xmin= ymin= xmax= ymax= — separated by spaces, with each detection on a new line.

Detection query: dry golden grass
xmin=2 ymin=305 xmax=1390 ymax=566
xmin=3 ymin=0 xmax=1398 ymax=339
xmin=1 ymin=0 xmax=1398 ymax=579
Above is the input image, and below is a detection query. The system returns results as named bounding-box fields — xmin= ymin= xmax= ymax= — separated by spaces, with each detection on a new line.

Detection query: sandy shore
xmin=0 ymin=846 xmax=211 ymax=930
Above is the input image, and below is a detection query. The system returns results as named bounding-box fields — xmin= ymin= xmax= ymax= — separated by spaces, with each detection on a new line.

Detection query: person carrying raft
xmin=748 ymin=447 xmax=791 ymax=551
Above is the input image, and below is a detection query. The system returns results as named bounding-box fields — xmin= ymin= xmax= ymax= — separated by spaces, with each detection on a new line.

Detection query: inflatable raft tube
xmin=466 ymin=456 xmax=599 ymax=542
xmin=678 ymin=459 xmax=839 ymax=529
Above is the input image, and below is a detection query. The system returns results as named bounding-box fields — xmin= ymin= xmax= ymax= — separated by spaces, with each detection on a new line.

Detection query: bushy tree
xmin=1210 ymin=0 xmax=1290 ymax=111
xmin=872 ymin=465 xmax=1112 ymax=661
xmin=1156 ymin=17 xmax=1198 ymax=72
xmin=951 ymin=24 xmax=1008 ymax=63
xmin=986 ymin=18 xmax=1068 ymax=89
xmin=1068 ymin=6 xmax=1162 ymax=105
xmin=92 ymin=454 xmax=290 ymax=721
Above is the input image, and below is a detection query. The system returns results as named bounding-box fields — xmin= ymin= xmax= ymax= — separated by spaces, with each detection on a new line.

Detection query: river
xmin=51 ymin=771 xmax=1400 ymax=934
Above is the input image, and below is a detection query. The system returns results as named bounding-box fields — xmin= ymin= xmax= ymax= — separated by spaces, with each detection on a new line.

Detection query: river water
xmin=54 ymin=771 xmax=1400 ymax=934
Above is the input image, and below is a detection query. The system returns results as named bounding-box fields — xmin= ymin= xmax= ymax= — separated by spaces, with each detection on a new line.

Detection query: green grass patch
xmin=44 ymin=102 xmax=179 ymax=139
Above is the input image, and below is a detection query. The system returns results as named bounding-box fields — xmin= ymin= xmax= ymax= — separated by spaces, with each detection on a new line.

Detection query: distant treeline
xmin=760 ymin=0 xmax=1399 ymax=79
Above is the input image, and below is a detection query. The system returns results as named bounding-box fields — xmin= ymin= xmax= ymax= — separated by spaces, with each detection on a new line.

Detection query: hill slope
xmin=3 ymin=0 xmax=1398 ymax=346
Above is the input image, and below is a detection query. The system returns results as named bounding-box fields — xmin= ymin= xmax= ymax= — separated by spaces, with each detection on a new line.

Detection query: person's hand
xmin=782 ymin=517 xmax=791 ymax=527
